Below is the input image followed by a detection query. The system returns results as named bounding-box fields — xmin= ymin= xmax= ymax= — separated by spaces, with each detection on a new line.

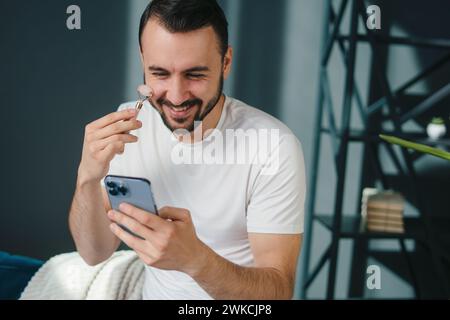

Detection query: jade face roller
xmin=124 ymin=85 xmax=153 ymax=134
xmin=134 ymin=84 xmax=153 ymax=116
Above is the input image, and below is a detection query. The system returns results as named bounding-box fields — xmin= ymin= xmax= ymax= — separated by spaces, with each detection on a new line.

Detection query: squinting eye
xmin=187 ymin=74 xmax=205 ymax=79
xmin=152 ymin=73 xmax=168 ymax=78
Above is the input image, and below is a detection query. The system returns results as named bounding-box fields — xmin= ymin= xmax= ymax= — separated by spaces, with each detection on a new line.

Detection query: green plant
xmin=430 ymin=117 xmax=444 ymax=125
xmin=379 ymin=134 xmax=450 ymax=161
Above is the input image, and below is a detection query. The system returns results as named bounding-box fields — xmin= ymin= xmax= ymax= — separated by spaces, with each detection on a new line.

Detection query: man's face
xmin=140 ymin=20 xmax=229 ymax=132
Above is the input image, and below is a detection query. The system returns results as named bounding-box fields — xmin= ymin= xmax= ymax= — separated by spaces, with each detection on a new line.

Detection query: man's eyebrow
xmin=184 ymin=66 xmax=210 ymax=73
xmin=148 ymin=65 xmax=210 ymax=73
xmin=148 ymin=65 xmax=168 ymax=72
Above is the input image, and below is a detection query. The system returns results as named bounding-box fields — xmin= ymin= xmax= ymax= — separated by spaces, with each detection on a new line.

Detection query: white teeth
xmin=172 ymin=106 xmax=191 ymax=112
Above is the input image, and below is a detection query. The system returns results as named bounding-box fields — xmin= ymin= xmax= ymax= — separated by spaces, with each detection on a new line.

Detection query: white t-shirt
xmin=103 ymin=95 xmax=306 ymax=299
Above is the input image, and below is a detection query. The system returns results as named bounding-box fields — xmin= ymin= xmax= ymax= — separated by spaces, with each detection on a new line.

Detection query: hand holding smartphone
xmin=104 ymin=175 xmax=158 ymax=239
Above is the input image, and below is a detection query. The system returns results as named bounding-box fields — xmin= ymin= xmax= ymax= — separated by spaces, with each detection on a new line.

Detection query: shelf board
xmin=315 ymin=214 xmax=427 ymax=240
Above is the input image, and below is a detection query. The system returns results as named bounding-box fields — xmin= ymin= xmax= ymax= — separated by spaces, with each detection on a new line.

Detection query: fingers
xmin=90 ymin=134 xmax=138 ymax=153
xmin=86 ymin=109 xmax=137 ymax=131
xmin=108 ymin=209 xmax=156 ymax=241
xmin=158 ymin=206 xmax=191 ymax=223
xmin=118 ymin=202 xmax=166 ymax=230
xmin=79 ymin=108 xmax=144 ymax=183
xmin=109 ymin=223 xmax=147 ymax=253
xmin=133 ymin=247 xmax=157 ymax=266
xmin=92 ymin=119 xmax=142 ymax=141
xmin=108 ymin=211 xmax=163 ymax=267
xmin=96 ymin=141 xmax=125 ymax=163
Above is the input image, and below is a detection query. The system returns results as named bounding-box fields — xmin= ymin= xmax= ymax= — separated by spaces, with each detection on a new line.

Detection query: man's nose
xmin=165 ymin=77 xmax=190 ymax=106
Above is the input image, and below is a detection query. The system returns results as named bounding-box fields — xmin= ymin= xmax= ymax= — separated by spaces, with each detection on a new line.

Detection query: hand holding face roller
xmin=134 ymin=84 xmax=153 ymax=116
xmin=123 ymin=84 xmax=153 ymax=134
xmin=77 ymin=85 xmax=153 ymax=184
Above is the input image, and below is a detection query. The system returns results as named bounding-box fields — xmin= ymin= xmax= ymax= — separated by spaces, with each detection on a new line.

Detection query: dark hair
xmin=139 ymin=0 xmax=229 ymax=57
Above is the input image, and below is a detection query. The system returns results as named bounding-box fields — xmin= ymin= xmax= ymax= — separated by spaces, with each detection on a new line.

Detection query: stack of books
xmin=360 ymin=188 xmax=405 ymax=234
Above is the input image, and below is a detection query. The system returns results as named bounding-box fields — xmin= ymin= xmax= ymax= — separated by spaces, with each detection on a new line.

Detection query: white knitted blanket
xmin=20 ymin=251 xmax=145 ymax=300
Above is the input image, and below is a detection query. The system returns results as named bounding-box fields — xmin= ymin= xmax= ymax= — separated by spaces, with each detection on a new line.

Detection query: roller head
xmin=137 ymin=84 xmax=153 ymax=98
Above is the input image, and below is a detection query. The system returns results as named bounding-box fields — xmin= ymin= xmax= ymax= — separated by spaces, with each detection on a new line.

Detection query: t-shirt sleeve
xmin=246 ymin=134 xmax=306 ymax=234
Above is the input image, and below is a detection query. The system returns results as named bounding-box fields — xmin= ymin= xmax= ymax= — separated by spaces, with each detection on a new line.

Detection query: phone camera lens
xmin=108 ymin=187 xmax=118 ymax=196
xmin=106 ymin=181 xmax=116 ymax=188
xmin=118 ymin=186 xmax=128 ymax=195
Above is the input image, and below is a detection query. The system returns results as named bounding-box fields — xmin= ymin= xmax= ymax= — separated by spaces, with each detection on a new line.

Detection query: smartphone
xmin=104 ymin=175 xmax=158 ymax=238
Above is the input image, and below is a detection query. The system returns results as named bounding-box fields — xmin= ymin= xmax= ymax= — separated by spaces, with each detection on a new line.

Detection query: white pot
xmin=426 ymin=123 xmax=446 ymax=140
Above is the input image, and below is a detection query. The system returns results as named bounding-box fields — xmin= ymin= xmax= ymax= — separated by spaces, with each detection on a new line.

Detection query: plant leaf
xmin=379 ymin=134 xmax=450 ymax=161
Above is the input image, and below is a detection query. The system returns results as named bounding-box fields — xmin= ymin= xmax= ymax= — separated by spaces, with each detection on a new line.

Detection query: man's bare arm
xmin=69 ymin=182 xmax=120 ymax=266
xmin=69 ymin=109 xmax=142 ymax=265
xmin=192 ymin=234 xmax=302 ymax=299
xmin=105 ymin=204 xmax=302 ymax=299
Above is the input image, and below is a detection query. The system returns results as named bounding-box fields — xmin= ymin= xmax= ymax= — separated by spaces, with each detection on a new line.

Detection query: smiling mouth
xmin=165 ymin=104 xmax=196 ymax=119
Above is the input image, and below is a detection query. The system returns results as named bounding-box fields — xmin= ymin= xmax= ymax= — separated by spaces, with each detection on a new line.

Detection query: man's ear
xmin=223 ymin=46 xmax=233 ymax=80
xmin=139 ymin=47 xmax=145 ymax=68
xmin=139 ymin=48 xmax=146 ymax=83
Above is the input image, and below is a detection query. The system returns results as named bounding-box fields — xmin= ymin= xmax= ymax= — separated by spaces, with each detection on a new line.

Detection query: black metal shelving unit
xmin=300 ymin=0 xmax=450 ymax=299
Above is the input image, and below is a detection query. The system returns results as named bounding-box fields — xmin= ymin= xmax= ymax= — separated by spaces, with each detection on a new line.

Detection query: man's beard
xmin=151 ymin=74 xmax=224 ymax=133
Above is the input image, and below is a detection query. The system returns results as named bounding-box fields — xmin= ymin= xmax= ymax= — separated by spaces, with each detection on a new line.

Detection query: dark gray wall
xmin=230 ymin=0 xmax=287 ymax=119
xmin=0 ymin=0 xmax=129 ymax=260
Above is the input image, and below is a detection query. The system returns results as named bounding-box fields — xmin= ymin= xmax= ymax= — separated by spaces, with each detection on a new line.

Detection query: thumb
xmin=158 ymin=206 xmax=191 ymax=222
